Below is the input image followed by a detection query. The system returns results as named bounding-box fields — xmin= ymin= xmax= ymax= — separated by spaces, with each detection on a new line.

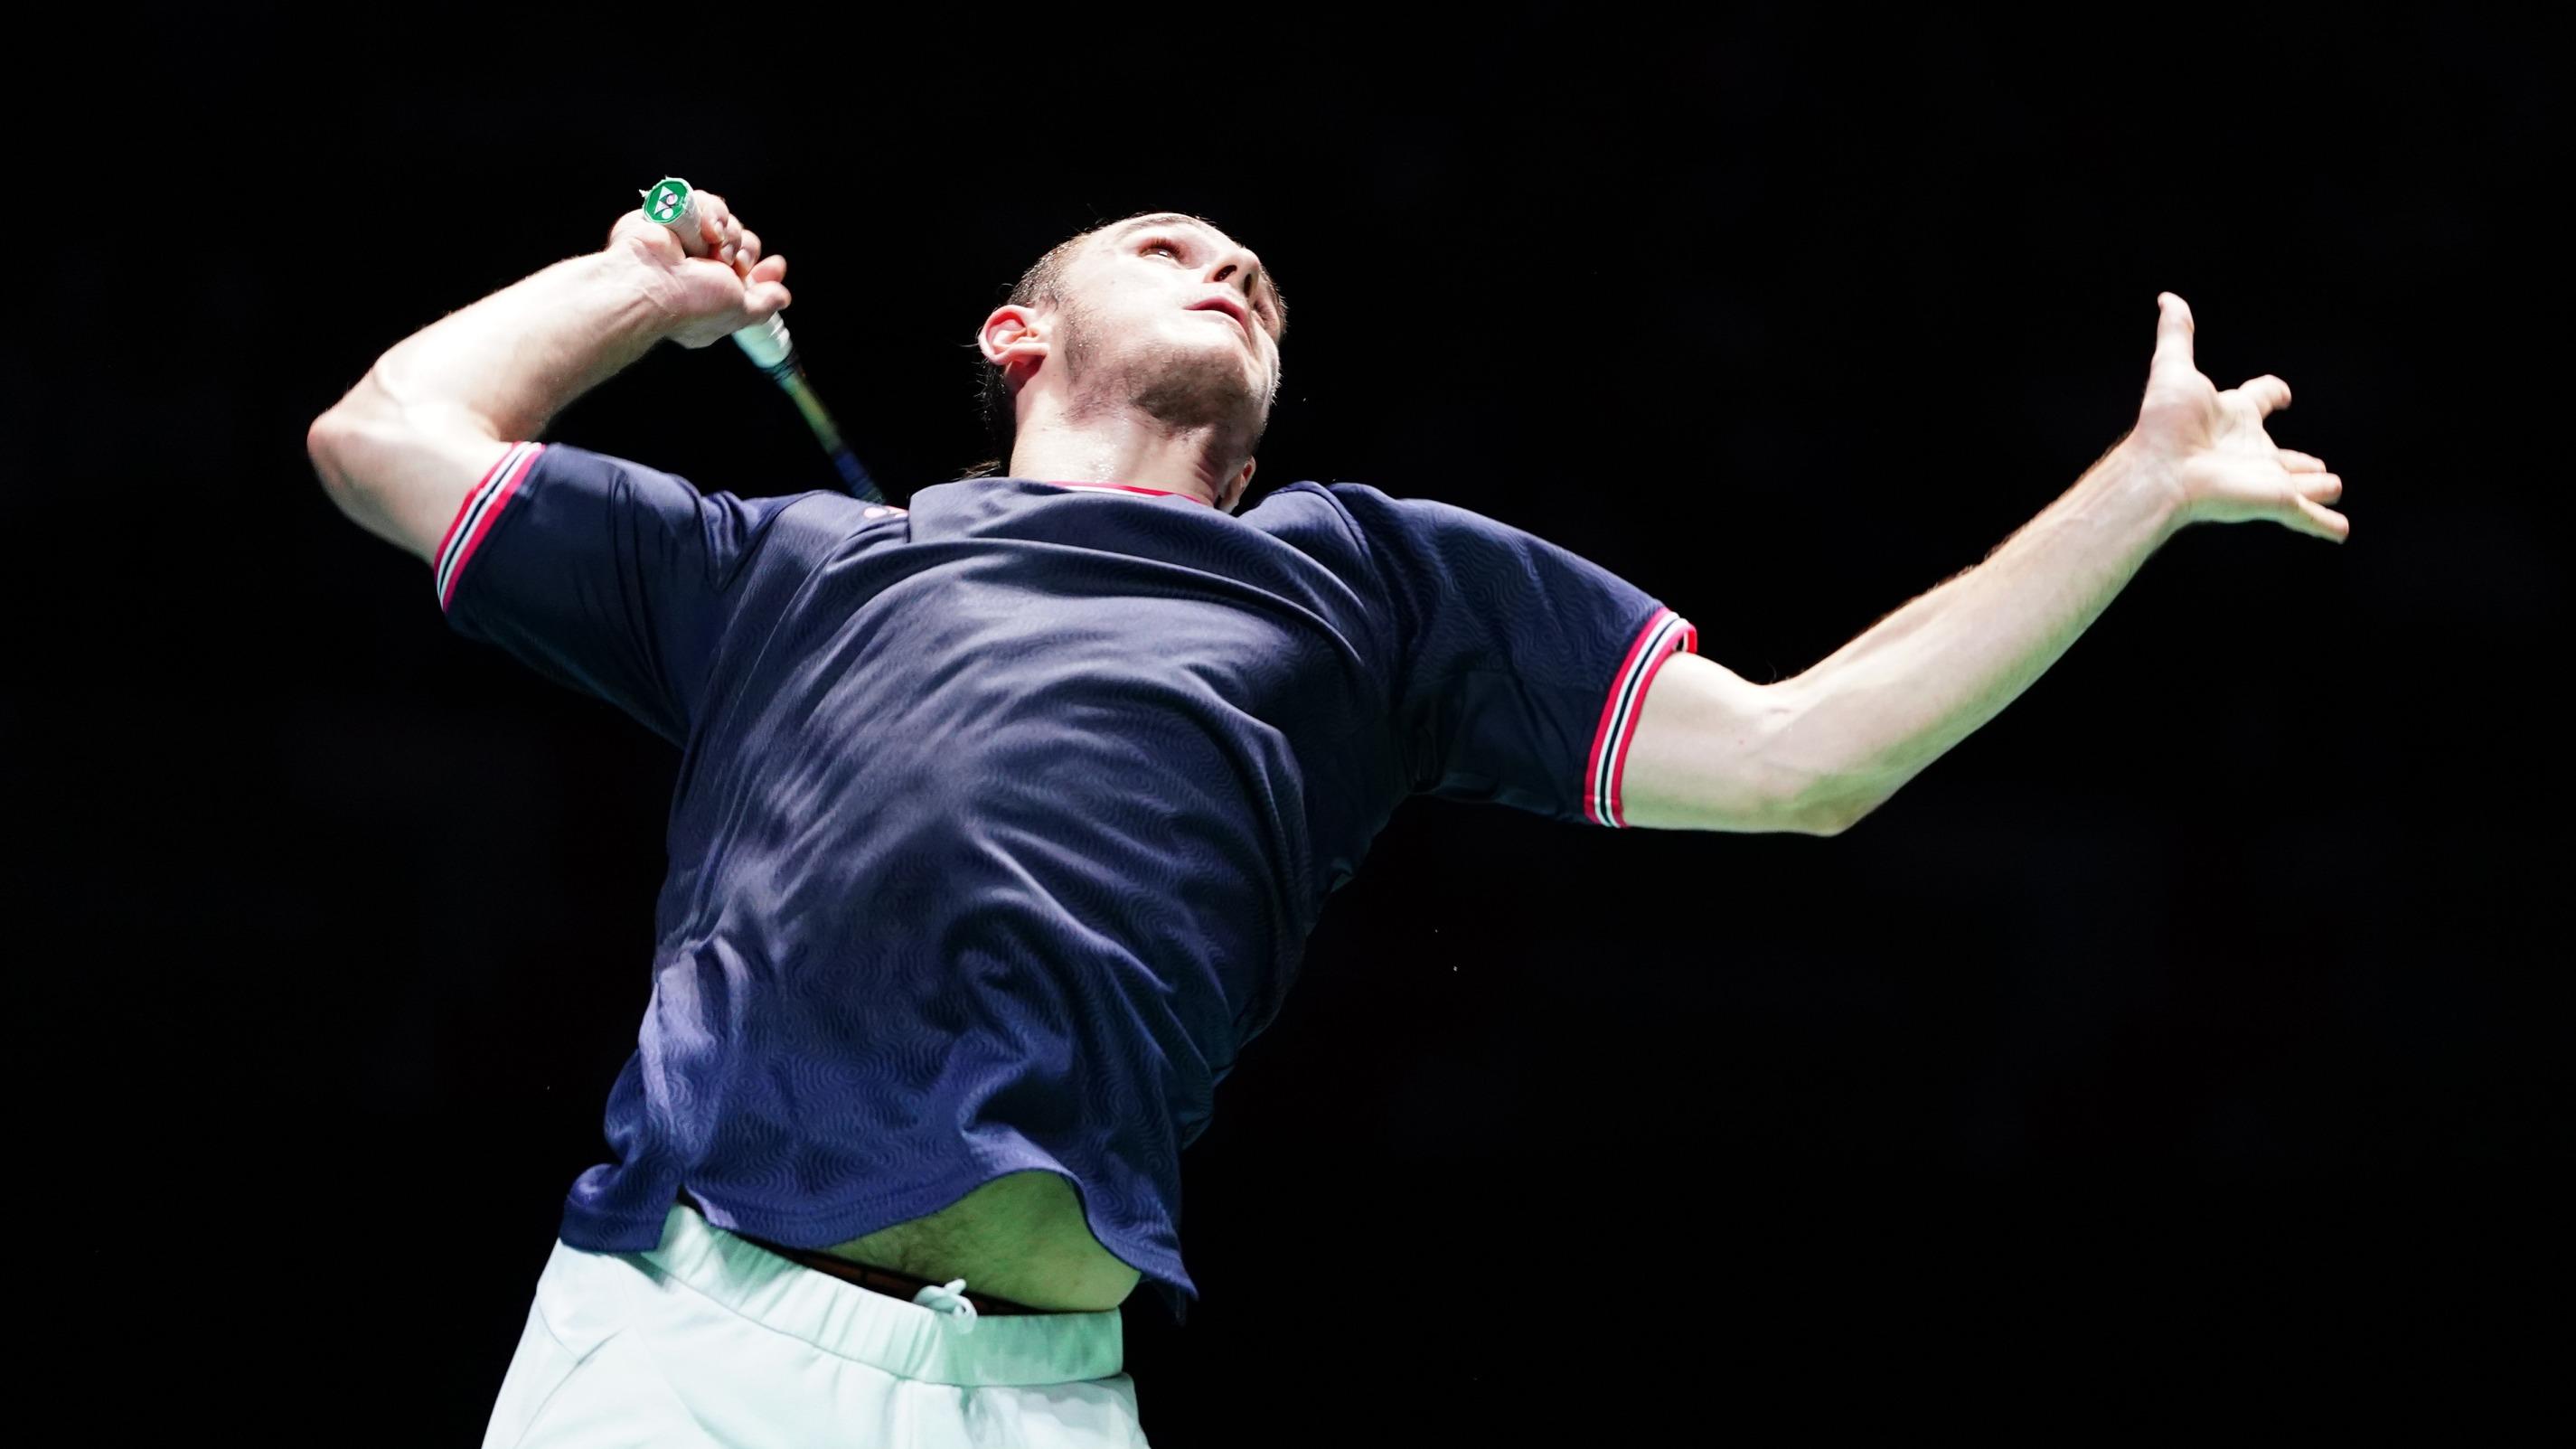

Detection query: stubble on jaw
xmin=1055 ymin=297 xmax=1269 ymax=442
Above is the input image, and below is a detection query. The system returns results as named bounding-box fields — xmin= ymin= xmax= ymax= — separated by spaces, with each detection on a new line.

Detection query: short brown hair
xmin=961 ymin=211 xmax=1281 ymax=479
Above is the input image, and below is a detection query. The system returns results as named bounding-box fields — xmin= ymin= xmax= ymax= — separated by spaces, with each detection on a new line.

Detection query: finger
xmin=2301 ymin=472 xmax=2344 ymax=504
xmin=750 ymin=253 xmax=787 ymax=283
xmin=697 ymin=191 xmax=730 ymax=251
xmin=2238 ymin=374 xmax=2292 ymax=418
xmin=2279 ymin=448 xmax=2329 ymax=473
xmin=2153 ymin=292 xmax=2196 ymax=377
xmin=2292 ymin=494 xmax=2351 ymax=543
xmin=737 ymin=227 xmax=762 ymax=271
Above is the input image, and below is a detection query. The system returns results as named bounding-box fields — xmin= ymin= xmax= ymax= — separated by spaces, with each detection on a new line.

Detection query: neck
xmin=1005 ymin=398 xmax=1249 ymax=511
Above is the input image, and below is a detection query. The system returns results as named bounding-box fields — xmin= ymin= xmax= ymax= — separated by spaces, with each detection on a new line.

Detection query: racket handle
xmin=732 ymin=314 xmax=792 ymax=369
xmin=640 ymin=177 xmax=795 ymax=366
xmin=644 ymin=178 xmax=715 ymax=257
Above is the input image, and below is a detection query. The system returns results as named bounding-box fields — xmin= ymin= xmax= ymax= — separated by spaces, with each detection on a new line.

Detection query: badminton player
xmin=306 ymin=191 xmax=2347 ymax=1447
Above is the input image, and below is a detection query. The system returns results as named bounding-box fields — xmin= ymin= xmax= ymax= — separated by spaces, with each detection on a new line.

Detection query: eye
xmin=1142 ymin=238 xmax=1182 ymax=260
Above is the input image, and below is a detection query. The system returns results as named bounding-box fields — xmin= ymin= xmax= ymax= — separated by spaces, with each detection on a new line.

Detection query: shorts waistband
xmin=635 ymin=1201 xmax=1125 ymax=1387
xmin=675 ymin=1190 xmax=1061 ymax=1316
xmin=733 ymin=1232 xmax=1056 ymax=1316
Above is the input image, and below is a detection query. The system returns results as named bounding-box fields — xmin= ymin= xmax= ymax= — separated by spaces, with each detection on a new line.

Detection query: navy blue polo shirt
xmin=436 ymin=441 xmax=1697 ymax=1322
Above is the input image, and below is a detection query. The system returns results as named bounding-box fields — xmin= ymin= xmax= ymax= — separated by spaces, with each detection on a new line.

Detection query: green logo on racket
xmin=640 ymin=177 xmax=692 ymax=225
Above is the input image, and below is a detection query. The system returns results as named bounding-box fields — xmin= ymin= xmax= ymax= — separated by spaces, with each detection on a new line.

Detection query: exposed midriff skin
xmin=814 ymin=1170 xmax=1142 ymax=1312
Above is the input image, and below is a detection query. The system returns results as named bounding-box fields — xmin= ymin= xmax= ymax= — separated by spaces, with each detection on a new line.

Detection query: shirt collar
xmin=1017 ymin=479 xmax=1217 ymax=509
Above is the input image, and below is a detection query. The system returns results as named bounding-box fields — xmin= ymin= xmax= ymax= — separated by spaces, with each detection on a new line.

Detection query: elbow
xmin=1796 ymin=780 xmax=1884 ymax=838
xmin=1803 ymin=804 xmax=1856 ymax=838
xmin=306 ymin=393 xmax=396 ymax=496
xmin=306 ymin=407 xmax=348 ymax=455
xmin=306 ymin=409 xmax=363 ymax=500
xmin=306 ymin=372 xmax=407 ymax=494
xmin=305 ymin=405 xmax=400 ymax=539
xmin=1767 ymin=678 xmax=1889 ymax=838
xmin=306 ymin=393 xmax=415 ymax=504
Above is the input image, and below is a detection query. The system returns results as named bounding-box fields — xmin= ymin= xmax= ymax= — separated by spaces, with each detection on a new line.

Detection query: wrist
xmin=2098 ymin=438 xmax=2195 ymax=541
xmin=592 ymin=245 xmax=689 ymax=346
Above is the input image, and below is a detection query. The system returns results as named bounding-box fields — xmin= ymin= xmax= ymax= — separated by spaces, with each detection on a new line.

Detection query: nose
xmin=1208 ymin=246 xmax=1264 ymax=303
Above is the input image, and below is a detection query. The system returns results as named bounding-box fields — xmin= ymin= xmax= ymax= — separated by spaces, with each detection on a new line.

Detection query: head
xmin=968 ymin=212 xmax=1289 ymax=507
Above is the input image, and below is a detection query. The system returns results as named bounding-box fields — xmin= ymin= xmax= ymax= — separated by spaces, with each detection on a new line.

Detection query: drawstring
xmin=913 ymin=1278 xmax=979 ymax=1334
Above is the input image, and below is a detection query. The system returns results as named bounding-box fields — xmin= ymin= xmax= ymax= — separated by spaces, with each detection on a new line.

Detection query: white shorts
xmin=482 ymin=1202 xmax=1152 ymax=1448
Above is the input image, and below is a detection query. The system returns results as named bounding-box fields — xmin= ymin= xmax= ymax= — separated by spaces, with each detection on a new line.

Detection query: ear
xmin=1226 ymin=456 xmax=1256 ymax=510
xmin=978 ymin=304 xmax=1048 ymax=377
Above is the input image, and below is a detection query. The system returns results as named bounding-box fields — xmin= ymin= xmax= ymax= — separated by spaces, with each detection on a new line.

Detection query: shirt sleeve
xmin=434 ymin=440 xmax=821 ymax=745
xmin=1327 ymin=484 xmax=1697 ymax=829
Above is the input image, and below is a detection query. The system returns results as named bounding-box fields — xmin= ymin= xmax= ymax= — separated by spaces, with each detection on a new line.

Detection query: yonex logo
xmin=641 ymin=178 xmax=691 ymax=224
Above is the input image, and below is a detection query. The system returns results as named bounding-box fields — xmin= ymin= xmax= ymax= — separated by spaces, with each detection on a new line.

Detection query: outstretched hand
xmin=2124 ymin=293 xmax=2349 ymax=544
xmin=604 ymin=189 xmax=794 ymax=350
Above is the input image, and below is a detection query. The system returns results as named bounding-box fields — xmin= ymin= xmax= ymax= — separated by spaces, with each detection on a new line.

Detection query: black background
xmin=22 ymin=4 xmax=2564 ymax=1440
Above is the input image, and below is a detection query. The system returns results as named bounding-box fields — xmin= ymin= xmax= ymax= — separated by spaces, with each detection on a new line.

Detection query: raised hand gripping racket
xmin=640 ymin=177 xmax=885 ymax=504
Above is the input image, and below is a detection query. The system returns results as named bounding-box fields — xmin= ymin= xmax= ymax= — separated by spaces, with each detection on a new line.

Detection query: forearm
xmin=1785 ymin=444 xmax=2189 ymax=823
xmin=325 ymin=250 xmax=674 ymax=440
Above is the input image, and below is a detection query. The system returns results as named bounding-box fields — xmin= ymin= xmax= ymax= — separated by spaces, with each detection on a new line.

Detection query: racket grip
xmin=732 ymin=314 xmax=793 ymax=369
xmin=651 ymin=183 xmax=715 ymax=259
xmin=643 ymin=179 xmax=797 ymax=368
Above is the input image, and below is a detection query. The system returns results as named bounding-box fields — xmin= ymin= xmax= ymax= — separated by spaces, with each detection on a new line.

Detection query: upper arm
xmin=311 ymin=413 xmax=828 ymax=746
xmin=308 ymin=401 xmax=512 ymax=567
xmin=1615 ymin=652 xmax=1842 ymax=834
xmin=1327 ymin=483 xmax=1801 ymax=832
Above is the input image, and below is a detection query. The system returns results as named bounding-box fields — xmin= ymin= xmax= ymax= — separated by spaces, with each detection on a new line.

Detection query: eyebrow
xmin=1105 ymin=213 xmax=1289 ymax=330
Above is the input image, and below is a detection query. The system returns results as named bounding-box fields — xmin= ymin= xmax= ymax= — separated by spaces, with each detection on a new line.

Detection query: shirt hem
xmin=554 ymin=1161 xmax=1199 ymax=1316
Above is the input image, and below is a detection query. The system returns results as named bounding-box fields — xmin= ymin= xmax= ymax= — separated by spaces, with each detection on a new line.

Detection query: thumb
xmin=607 ymin=209 xmax=686 ymax=263
xmin=2152 ymin=291 xmax=2196 ymax=378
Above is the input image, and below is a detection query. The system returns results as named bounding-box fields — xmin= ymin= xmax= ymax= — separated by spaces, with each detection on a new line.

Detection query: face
xmin=1000 ymin=215 xmax=1287 ymax=451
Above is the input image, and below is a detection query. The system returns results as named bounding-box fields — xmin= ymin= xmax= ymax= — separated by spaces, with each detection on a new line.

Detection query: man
xmin=306 ymin=192 xmax=2347 ymax=1447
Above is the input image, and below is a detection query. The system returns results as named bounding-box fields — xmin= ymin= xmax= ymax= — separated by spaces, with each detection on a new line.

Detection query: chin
xmin=1128 ymin=350 xmax=1267 ymax=435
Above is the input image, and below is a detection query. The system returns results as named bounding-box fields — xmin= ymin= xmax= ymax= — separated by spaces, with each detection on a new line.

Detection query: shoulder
xmin=1277 ymin=483 xmax=1538 ymax=565
xmin=1240 ymin=478 xmax=1361 ymax=537
xmin=1243 ymin=478 xmax=1465 ymax=538
xmin=1240 ymin=481 xmax=1547 ymax=580
xmin=1243 ymin=479 xmax=1426 ymax=565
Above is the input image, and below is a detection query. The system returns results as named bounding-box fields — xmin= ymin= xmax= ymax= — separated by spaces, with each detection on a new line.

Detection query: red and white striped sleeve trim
xmin=435 ymin=441 xmax=545 ymax=614
xmin=1582 ymin=607 xmax=1698 ymax=828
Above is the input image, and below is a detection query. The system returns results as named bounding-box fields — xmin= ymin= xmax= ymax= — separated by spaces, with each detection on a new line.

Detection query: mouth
xmin=1188 ymin=296 xmax=1252 ymax=335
